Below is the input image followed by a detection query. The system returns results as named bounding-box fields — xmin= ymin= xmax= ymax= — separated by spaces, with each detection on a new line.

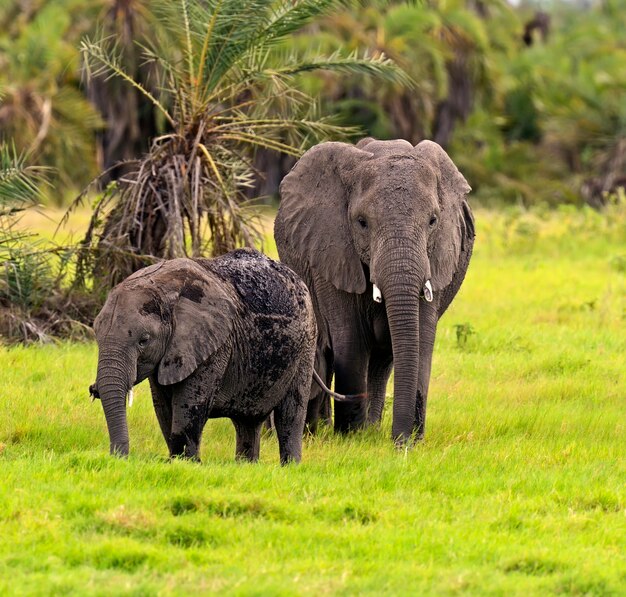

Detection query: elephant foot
xmin=233 ymin=419 xmax=262 ymax=462
xmin=169 ymin=434 xmax=201 ymax=461
xmin=393 ymin=429 xmax=425 ymax=451
xmin=169 ymin=451 xmax=201 ymax=462
xmin=170 ymin=453 xmax=201 ymax=463
xmin=279 ymin=453 xmax=300 ymax=466
xmin=334 ymin=420 xmax=366 ymax=434
xmin=393 ymin=435 xmax=411 ymax=451
xmin=333 ymin=400 xmax=367 ymax=434
xmin=110 ymin=442 xmax=130 ymax=457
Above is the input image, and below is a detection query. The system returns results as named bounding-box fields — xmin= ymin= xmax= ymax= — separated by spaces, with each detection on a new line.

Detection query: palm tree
xmin=535 ymin=7 xmax=626 ymax=204
xmin=75 ymin=0 xmax=409 ymax=290
xmin=246 ymin=0 xmax=507 ymax=199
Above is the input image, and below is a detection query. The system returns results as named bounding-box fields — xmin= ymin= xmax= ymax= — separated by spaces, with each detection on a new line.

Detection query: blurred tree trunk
xmin=87 ymin=0 xmax=159 ymax=184
xmin=433 ymin=0 xmax=490 ymax=148
xmin=433 ymin=55 xmax=473 ymax=148
xmin=247 ymin=149 xmax=296 ymax=202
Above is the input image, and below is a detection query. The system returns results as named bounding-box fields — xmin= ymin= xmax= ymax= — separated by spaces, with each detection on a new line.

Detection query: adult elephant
xmin=274 ymin=138 xmax=475 ymax=444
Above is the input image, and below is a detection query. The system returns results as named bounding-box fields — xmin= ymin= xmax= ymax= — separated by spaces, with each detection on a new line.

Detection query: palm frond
xmin=266 ymin=50 xmax=414 ymax=87
xmin=80 ymin=35 xmax=175 ymax=127
xmin=0 ymin=144 xmax=48 ymax=208
xmin=262 ymin=0 xmax=339 ymax=43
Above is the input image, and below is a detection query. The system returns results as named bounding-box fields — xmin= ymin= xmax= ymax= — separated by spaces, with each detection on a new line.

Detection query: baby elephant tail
xmin=312 ymin=370 xmax=367 ymax=402
xmin=89 ymin=383 xmax=100 ymax=400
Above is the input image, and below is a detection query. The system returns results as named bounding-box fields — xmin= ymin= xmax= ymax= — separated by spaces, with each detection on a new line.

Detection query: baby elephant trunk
xmin=100 ymin=386 xmax=130 ymax=456
xmin=95 ymin=346 xmax=135 ymax=456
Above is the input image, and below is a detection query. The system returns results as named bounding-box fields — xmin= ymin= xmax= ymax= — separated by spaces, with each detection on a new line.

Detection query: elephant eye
xmin=357 ymin=216 xmax=368 ymax=229
xmin=429 ymin=215 xmax=438 ymax=227
xmin=138 ymin=333 xmax=150 ymax=347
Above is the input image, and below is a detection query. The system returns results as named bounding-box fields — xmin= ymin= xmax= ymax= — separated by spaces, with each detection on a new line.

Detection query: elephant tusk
xmin=373 ymin=283 xmax=383 ymax=303
xmin=424 ymin=279 xmax=433 ymax=302
xmin=127 ymin=388 xmax=134 ymax=408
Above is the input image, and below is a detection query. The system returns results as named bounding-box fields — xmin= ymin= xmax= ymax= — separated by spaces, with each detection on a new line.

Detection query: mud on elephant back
xmin=89 ymin=248 xmax=317 ymax=464
xmin=274 ymin=138 xmax=475 ymax=445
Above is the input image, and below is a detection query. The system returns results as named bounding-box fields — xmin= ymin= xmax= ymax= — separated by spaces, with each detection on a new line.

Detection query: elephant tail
xmin=312 ymin=370 xmax=367 ymax=402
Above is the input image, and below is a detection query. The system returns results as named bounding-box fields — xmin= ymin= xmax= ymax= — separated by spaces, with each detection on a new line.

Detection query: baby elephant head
xmin=91 ymin=259 xmax=235 ymax=456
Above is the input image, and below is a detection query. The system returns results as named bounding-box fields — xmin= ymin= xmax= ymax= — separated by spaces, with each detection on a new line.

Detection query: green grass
xmin=1 ymin=206 xmax=625 ymax=595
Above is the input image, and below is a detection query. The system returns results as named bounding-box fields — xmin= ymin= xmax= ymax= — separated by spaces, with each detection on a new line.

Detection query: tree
xmin=75 ymin=0 xmax=409 ymax=291
xmin=245 ymin=1 xmax=507 ymax=199
xmin=452 ymin=0 xmax=626 ymax=207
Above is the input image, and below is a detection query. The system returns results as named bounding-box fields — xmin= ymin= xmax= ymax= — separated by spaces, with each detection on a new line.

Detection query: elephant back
xmin=199 ymin=249 xmax=311 ymax=320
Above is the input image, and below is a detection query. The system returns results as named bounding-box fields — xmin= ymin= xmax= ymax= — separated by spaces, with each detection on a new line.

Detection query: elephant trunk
xmin=375 ymin=236 xmax=426 ymax=444
xmin=95 ymin=344 xmax=136 ymax=456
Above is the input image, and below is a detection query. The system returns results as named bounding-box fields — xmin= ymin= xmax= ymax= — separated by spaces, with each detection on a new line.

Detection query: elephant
xmin=89 ymin=248 xmax=317 ymax=464
xmin=274 ymin=138 xmax=475 ymax=444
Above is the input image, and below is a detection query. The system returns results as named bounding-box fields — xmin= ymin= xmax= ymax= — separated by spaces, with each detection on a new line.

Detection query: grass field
xmin=1 ymin=205 xmax=625 ymax=595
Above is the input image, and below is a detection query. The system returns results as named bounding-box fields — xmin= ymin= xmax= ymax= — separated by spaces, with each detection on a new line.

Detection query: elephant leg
xmin=415 ymin=301 xmax=438 ymax=440
xmin=149 ymin=377 xmax=173 ymax=452
xmin=366 ymin=349 xmax=394 ymax=425
xmin=169 ymin=379 xmax=213 ymax=461
xmin=275 ymin=355 xmax=312 ymax=464
xmin=333 ymin=336 xmax=369 ymax=433
xmin=232 ymin=419 xmax=263 ymax=462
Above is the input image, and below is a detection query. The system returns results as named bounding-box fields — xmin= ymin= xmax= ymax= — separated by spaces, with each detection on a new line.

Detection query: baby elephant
xmin=90 ymin=248 xmax=316 ymax=464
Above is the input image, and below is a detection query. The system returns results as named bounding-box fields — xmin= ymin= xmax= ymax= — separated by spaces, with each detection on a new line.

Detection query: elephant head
xmin=275 ymin=138 xmax=473 ymax=442
xmin=91 ymin=259 xmax=235 ymax=455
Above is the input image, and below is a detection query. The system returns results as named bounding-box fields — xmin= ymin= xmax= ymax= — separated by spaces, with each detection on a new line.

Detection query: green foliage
xmin=0 ymin=143 xmax=47 ymax=209
xmin=2 ymin=247 xmax=54 ymax=311
xmin=1 ymin=208 xmax=625 ymax=593
xmin=454 ymin=322 xmax=475 ymax=348
xmin=0 ymin=0 xmax=103 ymax=199
xmin=0 ymin=143 xmax=49 ymax=295
xmin=452 ymin=1 xmax=626 ymax=207
xmin=0 ymin=0 xmax=624 ymax=211
xmin=292 ymin=1 xmax=508 ymax=143
xmin=0 ymin=142 xmax=56 ymax=340
xmin=0 ymin=142 xmax=94 ymax=342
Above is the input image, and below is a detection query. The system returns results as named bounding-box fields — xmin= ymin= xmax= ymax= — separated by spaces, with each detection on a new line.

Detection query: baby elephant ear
xmin=158 ymin=262 xmax=235 ymax=386
xmin=125 ymin=261 xmax=167 ymax=282
xmin=276 ymin=142 xmax=371 ymax=294
xmin=414 ymin=140 xmax=473 ymax=292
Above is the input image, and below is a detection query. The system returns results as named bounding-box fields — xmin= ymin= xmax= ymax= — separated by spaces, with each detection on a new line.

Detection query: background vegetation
xmin=3 ymin=1 xmax=626 ymax=208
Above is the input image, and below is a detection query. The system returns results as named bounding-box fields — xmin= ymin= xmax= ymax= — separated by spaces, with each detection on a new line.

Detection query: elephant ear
xmin=158 ymin=261 xmax=236 ymax=386
xmin=414 ymin=140 xmax=474 ymax=291
xmin=277 ymin=142 xmax=371 ymax=294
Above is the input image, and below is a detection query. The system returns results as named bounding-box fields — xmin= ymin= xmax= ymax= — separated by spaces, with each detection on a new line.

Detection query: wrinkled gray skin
xmin=274 ymin=138 xmax=475 ymax=444
xmin=90 ymin=248 xmax=316 ymax=464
